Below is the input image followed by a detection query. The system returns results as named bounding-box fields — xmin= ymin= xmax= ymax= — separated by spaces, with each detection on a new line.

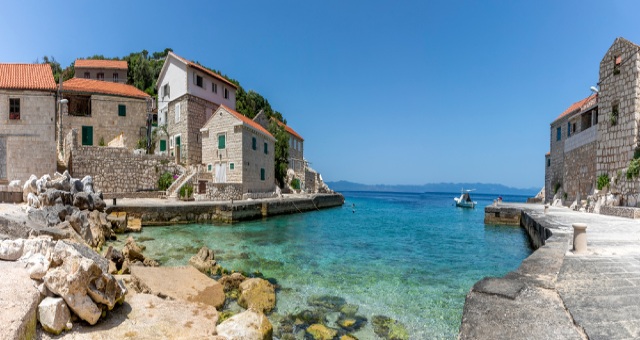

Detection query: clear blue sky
xmin=2 ymin=0 xmax=639 ymax=189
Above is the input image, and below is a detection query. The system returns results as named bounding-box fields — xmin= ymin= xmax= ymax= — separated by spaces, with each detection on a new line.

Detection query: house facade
xmin=60 ymin=78 xmax=151 ymax=150
xmin=156 ymin=52 xmax=237 ymax=165
xmin=0 ymin=63 xmax=57 ymax=182
xmin=546 ymin=37 xmax=640 ymax=204
xmin=74 ymin=59 xmax=128 ymax=83
xmin=253 ymin=110 xmax=305 ymax=176
xmin=201 ymin=105 xmax=275 ymax=193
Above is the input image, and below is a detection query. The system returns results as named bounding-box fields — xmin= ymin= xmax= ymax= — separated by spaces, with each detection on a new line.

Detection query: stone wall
xmin=0 ymin=90 xmax=56 ymax=182
xmin=197 ymin=183 xmax=243 ymax=201
xmin=596 ymin=38 xmax=640 ymax=193
xmin=547 ymin=115 xmax=568 ymax=201
xmin=61 ymin=94 xmax=148 ymax=150
xmin=167 ymin=95 xmax=219 ymax=166
xmin=562 ymin=140 xmax=597 ymax=203
xmin=70 ymin=145 xmax=178 ymax=194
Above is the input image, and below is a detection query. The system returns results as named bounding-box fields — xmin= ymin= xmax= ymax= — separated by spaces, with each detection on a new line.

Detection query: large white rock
xmin=37 ymin=297 xmax=71 ymax=335
xmin=0 ymin=239 xmax=24 ymax=261
xmin=22 ymin=174 xmax=38 ymax=202
xmin=217 ymin=309 xmax=273 ymax=340
xmin=26 ymin=253 xmax=50 ymax=280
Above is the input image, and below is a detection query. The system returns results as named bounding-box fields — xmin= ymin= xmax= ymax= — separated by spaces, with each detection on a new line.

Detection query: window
xmin=170 ymin=136 xmax=174 ymax=148
xmin=208 ymin=164 xmax=212 ymax=172
xmin=84 ymin=72 xmax=90 ymax=79
xmin=118 ymin=104 xmax=126 ymax=117
xmin=260 ymin=168 xmax=265 ymax=181
xmin=113 ymin=73 xmax=119 ymax=82
xmin=163 ymin=83 xmax=170 ymax=98
xmin=567 ymin=122 xmax=571 ymax=137
xmin=252 ymin=137 xmax=257 ymax=150
xmin=9 ymin=98 xmax=20 ymax=120
xmin=194 ymin=73 xmax=203 ymax=88
xmin=614 ymin=55 xmax=621 ymax=75
xmin=230 ymin=163 xmax=235 ymax=170
xmin=97 ymin=72 xmax=104 ymax=81
xmin=264 ymin=142 xmax=268 ymax=154
xmin=175 ymin=103 xmax=181 ymax=123
xmin=81 ymin=126 xmax=93 ymax=146
xmin=547 ymin=158 xmax=551 ymax=167
xmin=160 ymin=140 xmax=166 ymax=152
xmin=611 ymin=102 xmax=619 ymax=126
xmin=556 ymin=127 xmax=561 ymax=141
xmin=212 ymin=83 xmax=217 ymax=93
xmin=224 ymin=87 xmax=229 ymax=99
xmin=218 ymin=134 xmax=226 ymax=149
xmin=68 ymin=95 xmax=91 ymax=116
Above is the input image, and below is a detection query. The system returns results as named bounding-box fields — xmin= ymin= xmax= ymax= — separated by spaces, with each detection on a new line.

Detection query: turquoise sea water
xmin=123 ymin=191 xmax=532 ymax=339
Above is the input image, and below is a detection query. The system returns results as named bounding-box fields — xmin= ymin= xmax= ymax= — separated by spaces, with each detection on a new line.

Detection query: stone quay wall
xmin=70 ymin=146 xmax=178 ymax=194
xmin=197 ymin=183 xmax=243 ymax=201
xmin=562 ymin=140 xmax=597 ymax=203
xmin=106 ymin=193 xmax=345 ymax=224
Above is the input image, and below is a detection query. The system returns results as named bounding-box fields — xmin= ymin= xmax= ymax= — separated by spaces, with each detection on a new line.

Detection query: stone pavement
xmin=460 ymin=203 xmax=640 ymax=340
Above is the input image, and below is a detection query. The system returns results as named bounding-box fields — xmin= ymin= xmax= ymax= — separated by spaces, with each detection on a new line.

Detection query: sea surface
xmin=119 ymin=191 xmax=532 ymax=339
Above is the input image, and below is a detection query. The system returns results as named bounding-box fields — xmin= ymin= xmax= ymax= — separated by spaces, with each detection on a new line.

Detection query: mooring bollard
xmin=544 ymin=204 xmax=549 ymax=214
xmin=572 ymin=223 xmax=588 ymax=253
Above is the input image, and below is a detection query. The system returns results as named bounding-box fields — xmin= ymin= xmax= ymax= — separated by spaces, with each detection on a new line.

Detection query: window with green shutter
xmin=264 ymin=142 xmax=268 ymax=154
xmin=230 ymin=163 xmax=235 ymax=170
xmin=81 ymin=126 xmax=93 ymax=146
xmin=160 ymin=140 xmax=166 ymax=151
xmin=252 ymin=137 xmax=256 ymax=150
xmin=218 ymin=135 xmax=226 ymax=149
xmin=208 ymin=164 xmax=212 ymax=171
xmin=118 ymin=104 xmax=126 ymax=117
xmin=260 ymin=168 xmax=265 ymax=181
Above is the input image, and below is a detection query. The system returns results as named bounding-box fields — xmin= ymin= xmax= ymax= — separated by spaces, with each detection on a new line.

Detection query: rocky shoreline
xmin=0 ymin=172 xmax=408 ymax=339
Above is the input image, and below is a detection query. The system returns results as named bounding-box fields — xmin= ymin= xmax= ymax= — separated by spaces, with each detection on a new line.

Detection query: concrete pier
xmin=460 ymin=203 xmax=640 ymax=339
xmin=105 ymin=193 xmax=344 ymax=224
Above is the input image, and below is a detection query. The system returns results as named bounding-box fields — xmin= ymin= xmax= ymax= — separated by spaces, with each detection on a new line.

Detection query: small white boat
xmin=454 ymin=189 xmax=477 ymax=208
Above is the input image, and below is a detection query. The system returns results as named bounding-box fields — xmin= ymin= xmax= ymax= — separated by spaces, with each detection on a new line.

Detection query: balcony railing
xmin=564 ymin=125 xmax=598 ymax=152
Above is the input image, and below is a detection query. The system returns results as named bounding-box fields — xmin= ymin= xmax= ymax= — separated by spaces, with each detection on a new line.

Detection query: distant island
xmin=326 ymin=180 xmax=540 ymax=196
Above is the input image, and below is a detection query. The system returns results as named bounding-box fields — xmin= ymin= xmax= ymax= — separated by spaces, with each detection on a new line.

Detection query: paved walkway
xmin=460 ymin=203 xmax=640 ymax=340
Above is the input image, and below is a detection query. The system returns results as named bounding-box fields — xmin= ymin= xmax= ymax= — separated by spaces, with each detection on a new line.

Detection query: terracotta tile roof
xmin=554 ymin=94 xmax=597 ymax=122
xmin=62 ymin=78 xmax=149 ymax=99
xmin=170 ymin=52 xmax=238 ymax=89
xmin=546 ymin=152 xmax=550 ymax=156
xmin=75 ymin=59 xmax=128 ymax=70
xmin=220 ymin=104 xmax=274 ymax=140
xmin=274 ymin=119 xmax=304 ymax=141
xmin=0 ymin=63 xmax=56 ymax=91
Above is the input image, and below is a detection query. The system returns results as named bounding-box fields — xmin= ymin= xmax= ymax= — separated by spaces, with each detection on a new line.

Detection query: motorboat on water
xmin=454 ymin=189 xmax=477 ymax=208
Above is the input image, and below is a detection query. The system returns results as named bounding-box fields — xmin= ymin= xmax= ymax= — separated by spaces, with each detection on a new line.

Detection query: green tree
xmin=268 ymin=120 xmax=289 ymax=187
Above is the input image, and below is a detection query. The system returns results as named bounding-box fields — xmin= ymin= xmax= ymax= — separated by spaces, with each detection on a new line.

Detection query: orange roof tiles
xmin=0 ymin=63 xmax=56 ymax=91
xmin=171 ymin=52 xmax=238 ymax=89
xmin=219 ymin=104 xmax=274 ymax=139
xmin=75 ymin=59 xmax=128 ymax=70
xmin=62 ymin=78 xmax=149 ymax=99
xmin=554 ymin=94 xmax=597 ymax=122
xmin=274 ymin=119 xmax=304 ymax=141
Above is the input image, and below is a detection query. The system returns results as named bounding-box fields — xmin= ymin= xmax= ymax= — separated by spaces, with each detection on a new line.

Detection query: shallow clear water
xmin=119 ymin=191 xmax=532 ymax=339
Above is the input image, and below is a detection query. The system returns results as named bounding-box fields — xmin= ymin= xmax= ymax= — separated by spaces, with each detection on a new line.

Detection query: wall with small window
xmin=74 ymin=67 xmax=127 ymax=83
xmin=186 ymin=69 xmax=237 ymax=110
xmin=0 ymin=90 xmax=56 ymax=182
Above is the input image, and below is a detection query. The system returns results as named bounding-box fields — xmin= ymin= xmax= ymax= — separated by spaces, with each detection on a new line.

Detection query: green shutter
xmin=252 ymin=137 xmax=256 ymax=150
xmin=230 ymin=163 xmax=235 ymax=170
xmin=260 ymin=168 xmax=265 ymax=181
xmin=264 ymin=142 xmax=268 ymax=154
xmin=118 ymin=104 xmax=126 ymax=117
xmin=175 ymin=136 xmax=181 ymax=146
xmin=160 ymin=140 xmax=166 ymax=151
xmin=82 ymin=126 xmax=93 ymax=146
xmin=218 ymin=135 xmax=225 ymax=149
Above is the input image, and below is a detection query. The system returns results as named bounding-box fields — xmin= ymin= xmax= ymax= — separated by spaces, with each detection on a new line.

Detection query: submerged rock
xmin=219 ymin=272 xmax=247 ymax=292
xmin=189 ymin=246 xmax=219 ymax=274
xmin=371 ymin=315 xmax=409 ymax=340
xmin=308 ymin=295 xmax=346 ymax=310
xmin=306 ymin=323 xmax=338 ymax=340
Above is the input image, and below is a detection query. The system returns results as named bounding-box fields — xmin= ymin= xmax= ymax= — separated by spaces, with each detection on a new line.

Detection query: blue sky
xmin=2 ymin=0 xmax=639 ymax=188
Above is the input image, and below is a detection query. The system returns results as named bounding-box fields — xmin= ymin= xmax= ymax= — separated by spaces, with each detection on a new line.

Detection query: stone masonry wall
xmin=199 ymin=183 xmax=243 ymax=201
xmin=562 ymin=141 xmax=597 ymax=202
xmin=62 ymin=94 xmax=148 ymax=150
xmin=70 ymin=146 xmax=178 ymax=194
xmin=167 ymin=94 xmax=219 ymax=166
xmin=547 ymin=116 xmax=568 ymax=201
xmin=202 ymin=107 xmax=244 ymax=184
xmin=596 ymin=38 xmax=640 ymax=195
xmin=0 ymin=90 xmax=56 ymax=182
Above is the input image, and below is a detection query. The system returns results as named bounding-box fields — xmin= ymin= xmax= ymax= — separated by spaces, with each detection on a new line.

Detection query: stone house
xmin=60 ymin=78 xmax=151 ymax=150
xmin=201 ymin=105 xmax=275 ymax=193
xmin=546 ymin=37 xmax=640 ymax=204
xmin=156 ymin=52 xmax=237 ymax=165
xmin=0 ymin=63 xmax=57 ymax=182
xmin=74 ymin=59 xmax=128 ymax=83
xmin=253 ymin=110 xmax=305 ymax=176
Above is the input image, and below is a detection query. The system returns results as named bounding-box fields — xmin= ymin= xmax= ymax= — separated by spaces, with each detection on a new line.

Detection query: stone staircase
xmin=56 ymin=152 xmax=67 ymax=173
xmin=166 ymin=165 xmax=199 ymax=199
